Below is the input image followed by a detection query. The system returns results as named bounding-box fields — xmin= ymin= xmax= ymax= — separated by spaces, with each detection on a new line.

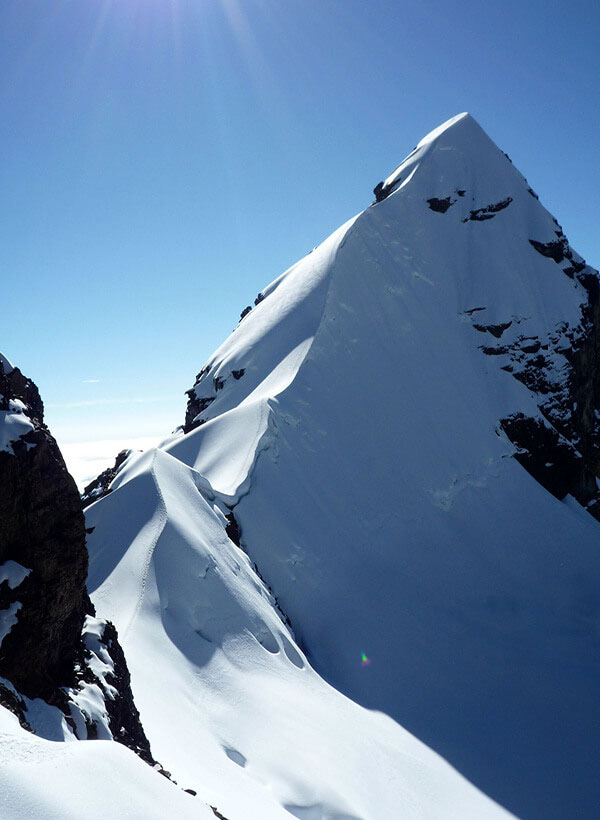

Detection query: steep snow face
xmin=0 ymin=705 xmax=213 ymax=820
xmin=183 ymin=216 xmax=358 ymax=432
xmin=88 ymin=114 xmax=599 ymax=820
xmin=155 ymin=113 xmax=599 ymax=820
xmin=86 ymin=446 xmax=513 ymax=820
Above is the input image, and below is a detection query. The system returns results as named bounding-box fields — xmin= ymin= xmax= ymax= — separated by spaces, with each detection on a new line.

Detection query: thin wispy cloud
xmin=82 ymin=378 xmax=100 ymax=384
xmin=47 ymin=397 xmax=165 ymax=409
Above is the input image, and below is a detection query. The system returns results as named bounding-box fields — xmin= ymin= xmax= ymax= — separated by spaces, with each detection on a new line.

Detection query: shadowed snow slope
xmin=86 ymin=446 xmax=513 ymax=820
xmin=87 ymin=114 xmax=599 ymax=820
xmin=0 ymin=706 xmax=213 ymax=820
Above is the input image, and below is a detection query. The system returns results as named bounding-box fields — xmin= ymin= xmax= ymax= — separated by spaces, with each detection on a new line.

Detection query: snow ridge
xmin=166 ymin=112 xmax=599 ymax=820
xmin=78 ymin=113 xmax=600 ymax=820
xmin=125 ymin=451 xmax=169 ymax=640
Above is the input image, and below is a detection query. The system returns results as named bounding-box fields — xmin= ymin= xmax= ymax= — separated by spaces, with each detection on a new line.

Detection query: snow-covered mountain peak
xmin=134 ymin=115 xmax=599 ymax=819
xmin=408 ymin=111 xmax=490 ymax=154
xmin=16 ymin=115 xmax=600 ymax=820
xmin=176 ymin=112 xmax=592 ymax=489
xmin=418 ymin=110 xmax=474 ymax=141
xmin=81 ymin=115 xmax=600 ymax=820
xmin=382 ymin=110 xmax=523 ymax=202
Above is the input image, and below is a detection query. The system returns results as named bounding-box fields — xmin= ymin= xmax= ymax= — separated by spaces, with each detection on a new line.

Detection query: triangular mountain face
xmin=86 ymin=114 xmax=599 ymax=820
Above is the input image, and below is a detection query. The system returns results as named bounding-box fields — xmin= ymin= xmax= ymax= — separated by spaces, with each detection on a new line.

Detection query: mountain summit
xmin=170 ymin=112 xmax=600 ymax=819
xmin=87 ymin=113 xmax=600 ymax=820
xmin=4 ymin=114 xmax=597 ymax=820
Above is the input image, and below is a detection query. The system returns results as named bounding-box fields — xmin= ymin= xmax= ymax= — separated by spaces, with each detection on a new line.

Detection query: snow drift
xmin=32 ymin=112 xmax=598 ymax=819
xmin=161 ymin=114 xmax=600 ymax=819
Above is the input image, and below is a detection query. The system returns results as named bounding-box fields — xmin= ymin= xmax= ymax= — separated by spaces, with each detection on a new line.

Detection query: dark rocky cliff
xmin=467 ymin=228 xmax=600 ymax=518
xmin=0 ymin=358 xmax=152 ymax=761
xmin=81 ymin=448 xmax=132 ymax=509
xmin=0 ymin=363 xmax=89 ymax=699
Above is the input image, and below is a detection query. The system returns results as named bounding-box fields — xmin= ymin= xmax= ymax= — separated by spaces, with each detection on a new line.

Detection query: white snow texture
xmin=2 ymin=114 xmax=599 ymax=820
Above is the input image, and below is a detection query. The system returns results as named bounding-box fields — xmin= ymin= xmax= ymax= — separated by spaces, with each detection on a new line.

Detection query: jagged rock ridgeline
xmin=184 ymin=364 xmax=248 ymax=433
xmin=81 ymin=448 xmax=133 ymax=509
xmin=0 ymin=356 xmax=152 ymax=761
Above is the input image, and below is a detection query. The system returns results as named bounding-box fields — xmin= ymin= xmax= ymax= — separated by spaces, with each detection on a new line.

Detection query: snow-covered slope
xmin=87 ymin=113 xmax=599 ymax=820
xmin=0 ymin=705 xmax=213 ymax=820
xmin=86 ymin=445 xmax=513 ymax=820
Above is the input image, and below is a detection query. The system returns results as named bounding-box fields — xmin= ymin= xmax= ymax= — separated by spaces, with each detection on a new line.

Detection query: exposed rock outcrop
xmin=0 ymin=357 xmax=153 ymax=760
xmin=183 ymin=393 xmax=214 ymax=433
xmin=427 ymin=196 xmax=455 ymax=213
xmin=465 ymin=229 xmax=600 ymax=518
xmin=184 ymin=365 xmax=245 ymax=433
xmin=373 ymin=178 xmax=402 ymax=204
xmin=463 ymin=196 xmax=512 ymax=222
xmin=81 ymin=449 xmax=132 ymax=509
xmin=0 ymin=360 xmax=88 ymax=701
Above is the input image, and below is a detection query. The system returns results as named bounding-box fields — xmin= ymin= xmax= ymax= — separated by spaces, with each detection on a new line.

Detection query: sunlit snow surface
xmin=86 ymin=446 xmax=514 ymax=820
xmin=0 ymin=707 xmax=213 ymax=820
xmin=68 ymin=114 xmax=600 ymax=818
xmin=0 ymin=400 xmax=35 ymax=453
xmin=84 ymin=113 xmax=600 ymax=819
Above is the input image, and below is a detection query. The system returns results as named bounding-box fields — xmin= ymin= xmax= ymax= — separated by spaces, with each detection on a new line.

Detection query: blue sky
xmin=1 ymin=0 xmax=599 ymax=481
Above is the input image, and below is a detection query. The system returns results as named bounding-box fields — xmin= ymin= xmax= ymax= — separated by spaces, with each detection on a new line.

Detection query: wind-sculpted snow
xmin=229 ymin=117 xmax=600 ymax=820
xmin=115 ymin=113 xmax=599 ymax=820
xmin=83 ymin=113 xmax=600 ymax=820
xmin=0 ymin=706 xmax=213 ymax=820
xmin=183 ymin=216 xmax=358 ymax=434
xmin=86 ymin=447 xmax=514 ymax=820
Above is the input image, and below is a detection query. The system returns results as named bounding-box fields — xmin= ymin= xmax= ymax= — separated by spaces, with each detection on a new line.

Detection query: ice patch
xmin=0 ymin=405 xmax=34 ymax=453
xmin=224 ymin=747 xmax=247 ymax=768
xmin=0 ymin=561 xmax=31 ymax=590
xmin=0 ymin=602 xmax=21 ymax=646
xmin=281 ymin=633 xmax=305 ymax=669
xmin=284 ymin=805 xmax=362 ymax=820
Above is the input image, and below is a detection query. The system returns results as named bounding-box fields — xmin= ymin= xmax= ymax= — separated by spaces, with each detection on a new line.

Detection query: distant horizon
xmin=2 ymin=0 xmax=598 ymax=483
xmin=61 ymin=435 xmax=164 ymax=491
xmin=2 ymin=8 xmax=599 ymax=814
